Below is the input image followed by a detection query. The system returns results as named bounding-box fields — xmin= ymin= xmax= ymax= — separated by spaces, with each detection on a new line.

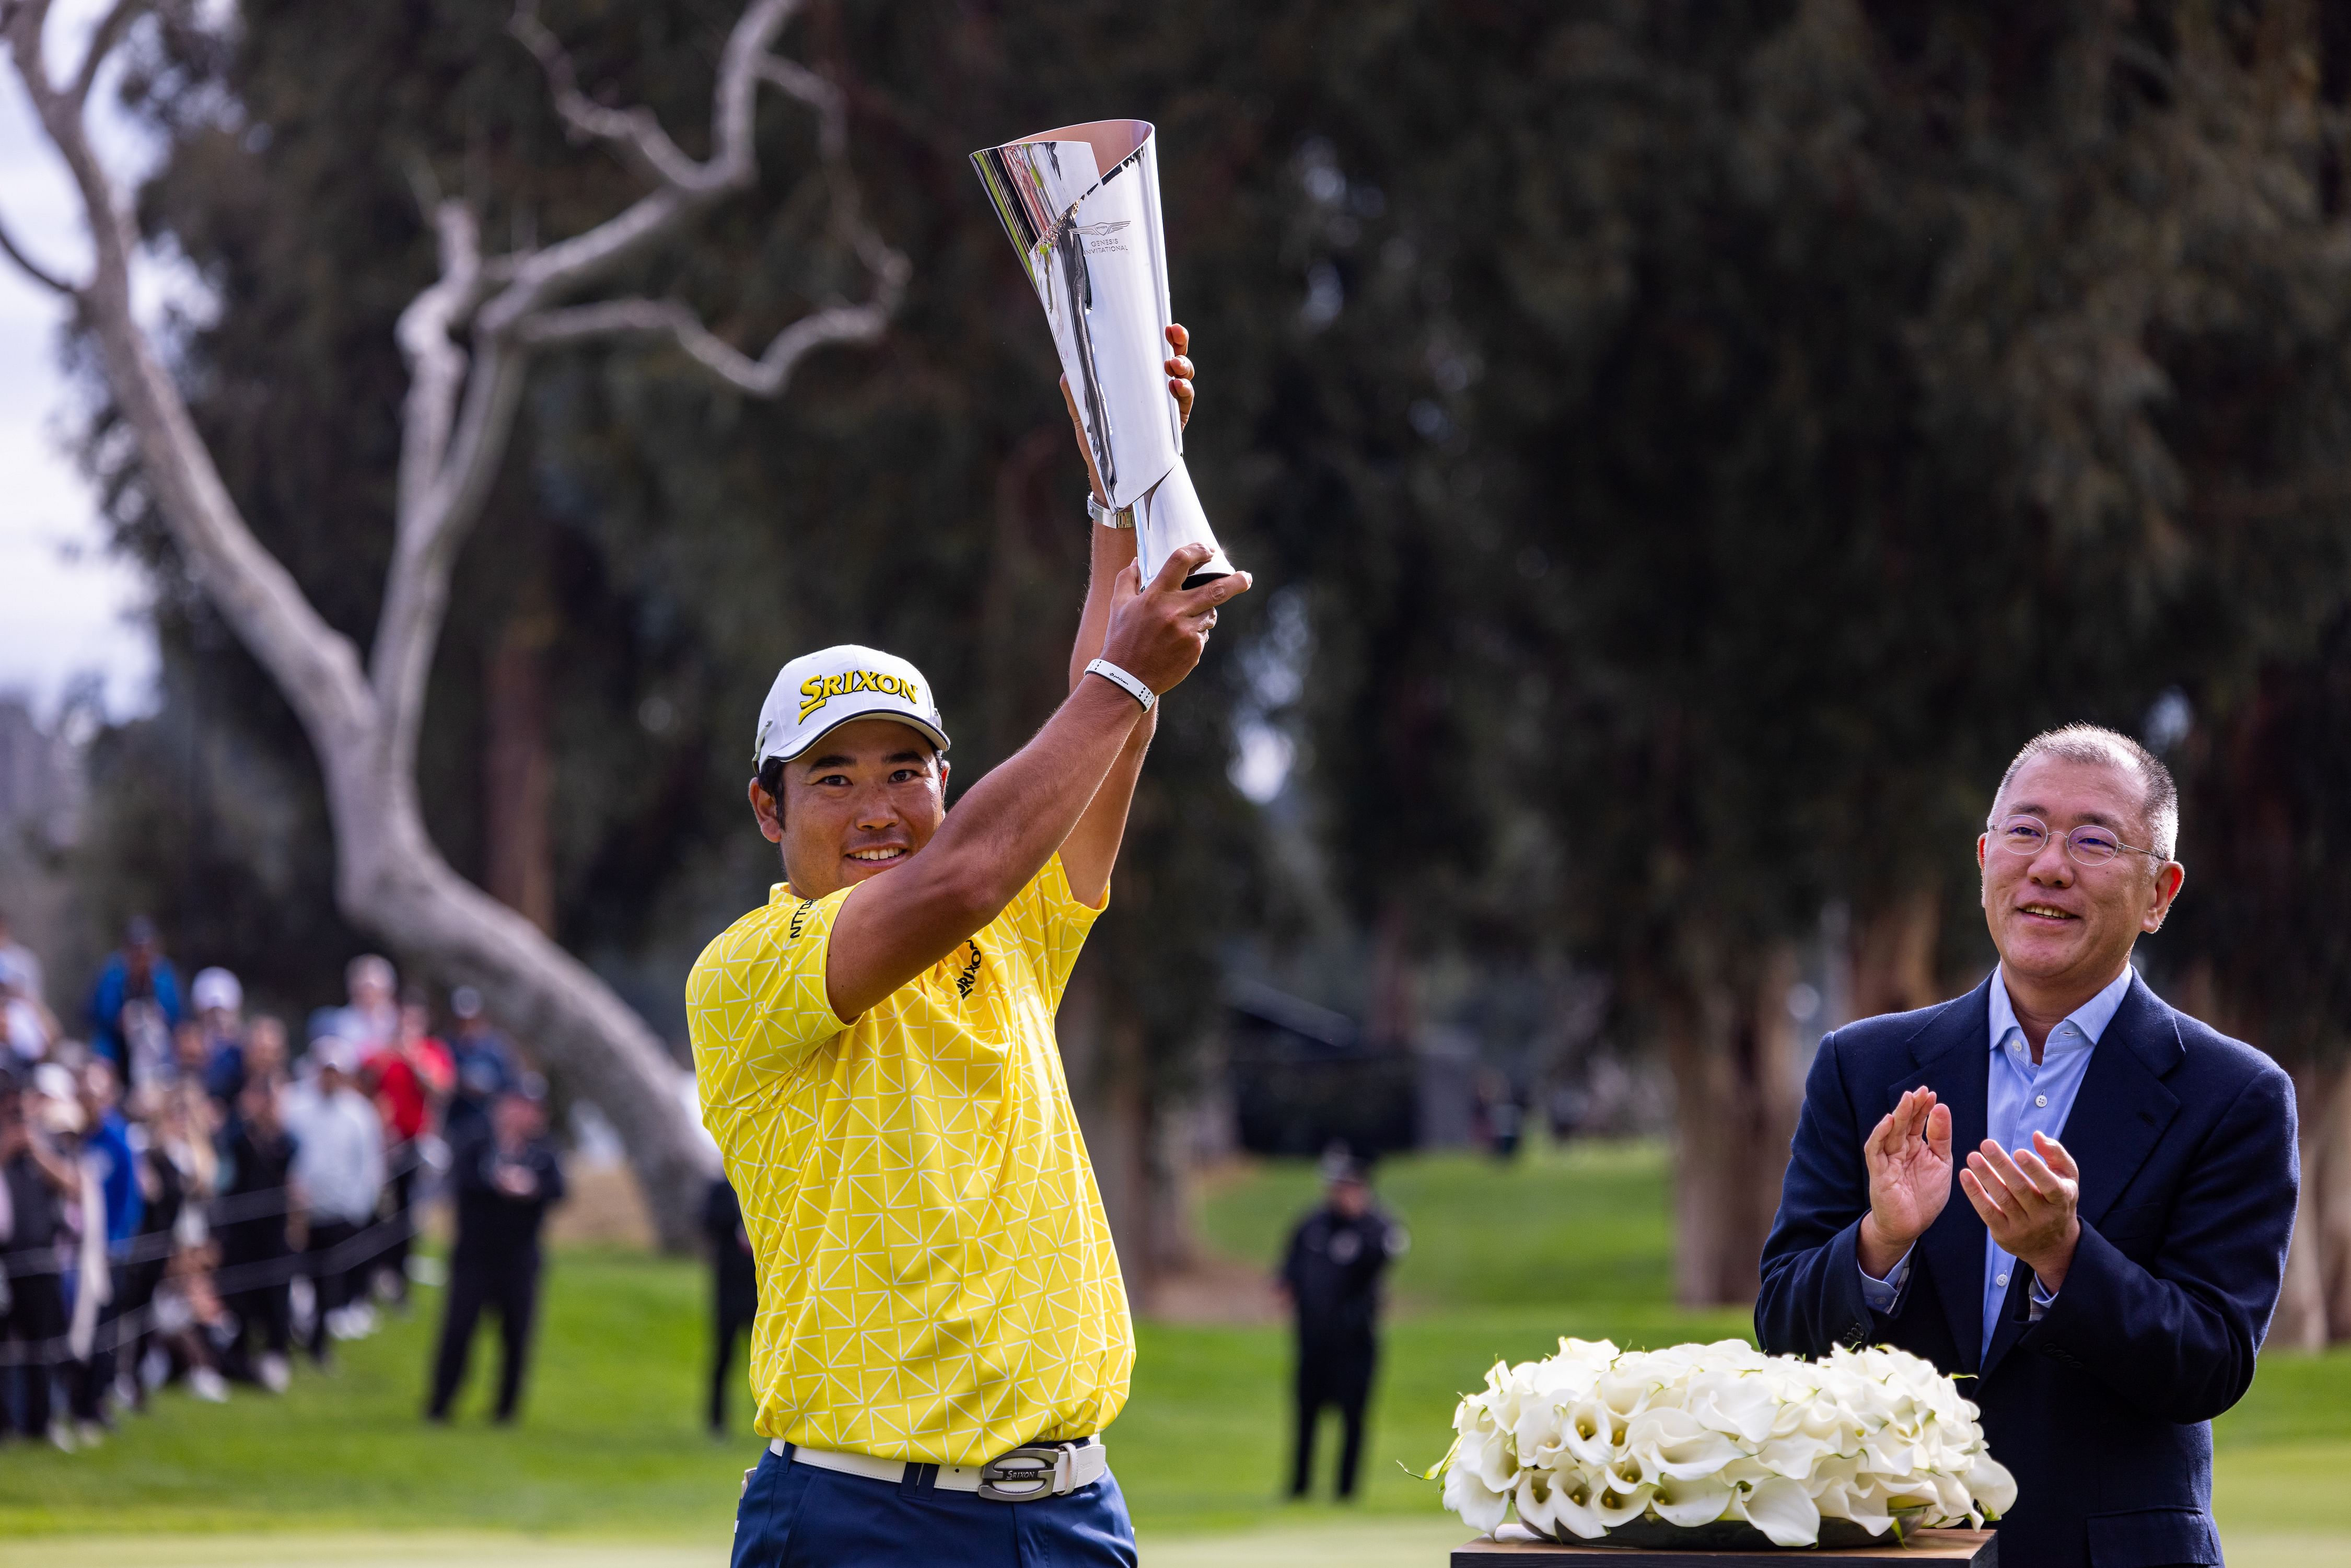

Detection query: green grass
xmin=3 ymin=1139 xmax=2346 ymax=1565
xmin=0 ymin=1250 xmax=745 ymax=1538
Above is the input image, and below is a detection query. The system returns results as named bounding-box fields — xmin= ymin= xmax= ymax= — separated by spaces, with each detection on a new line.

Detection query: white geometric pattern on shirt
xmin=688 ymin=856 xmax=1131 ymax=1466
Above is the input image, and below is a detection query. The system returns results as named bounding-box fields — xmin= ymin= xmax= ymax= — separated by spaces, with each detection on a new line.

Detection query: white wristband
xmin=1085 ymin=658 xmax=1156 ymax=713
xmin=1087 ymin=493 xmax=1134 ymax=530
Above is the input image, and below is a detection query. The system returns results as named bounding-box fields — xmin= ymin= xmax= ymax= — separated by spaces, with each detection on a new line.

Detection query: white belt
xmin=770 ymin=1435 xmax=1108 ymax=1502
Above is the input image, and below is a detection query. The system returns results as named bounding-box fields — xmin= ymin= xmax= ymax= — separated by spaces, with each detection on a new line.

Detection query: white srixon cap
xmin=753 ymin=644 xmax=951 ymax=766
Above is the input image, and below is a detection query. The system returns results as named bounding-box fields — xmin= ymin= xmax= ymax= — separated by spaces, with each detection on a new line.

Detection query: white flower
xmin=1430 ymin=1337 xmax=2013 ymax=1546
xmin=1732 ymin=1473 xmax=1822 ymax=1547
xmin=1445 ymin=1459 xmax=1510 ymax=1532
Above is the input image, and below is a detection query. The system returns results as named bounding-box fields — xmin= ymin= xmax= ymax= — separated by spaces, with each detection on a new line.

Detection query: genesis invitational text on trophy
xmin=973 ymin=120 xmax=1236 ymax=588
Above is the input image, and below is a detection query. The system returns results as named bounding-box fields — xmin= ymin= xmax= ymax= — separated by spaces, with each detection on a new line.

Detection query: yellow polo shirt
xmin=687 ymin=854 xmax=1132 ymax=1466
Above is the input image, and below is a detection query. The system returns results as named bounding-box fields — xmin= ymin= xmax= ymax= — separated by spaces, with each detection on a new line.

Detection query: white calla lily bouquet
xmin=1429 ymin=1339 xmax=2016 ymax=1549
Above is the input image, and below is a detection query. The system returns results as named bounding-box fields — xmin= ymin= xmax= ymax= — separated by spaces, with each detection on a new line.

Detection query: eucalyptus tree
xmin=0 ymin=0 xmax=905 ymax=1242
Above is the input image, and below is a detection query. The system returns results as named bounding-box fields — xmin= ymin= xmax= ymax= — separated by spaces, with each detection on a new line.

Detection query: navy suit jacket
xmin=1756 ymin=974 xmax=2297 ymax=1568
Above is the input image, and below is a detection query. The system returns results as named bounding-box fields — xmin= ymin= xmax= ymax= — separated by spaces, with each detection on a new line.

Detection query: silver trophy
xmin=973 ymin=119 xmax=1235 ymax=588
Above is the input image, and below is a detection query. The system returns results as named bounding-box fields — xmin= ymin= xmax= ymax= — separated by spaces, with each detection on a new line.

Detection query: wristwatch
xmin=1087 ymin=493 xmax=1134 ymax=530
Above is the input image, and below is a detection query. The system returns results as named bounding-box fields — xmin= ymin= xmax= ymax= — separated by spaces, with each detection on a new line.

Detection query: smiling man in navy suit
xmin=1758 ymin=724 xmax=2298 ymax=1568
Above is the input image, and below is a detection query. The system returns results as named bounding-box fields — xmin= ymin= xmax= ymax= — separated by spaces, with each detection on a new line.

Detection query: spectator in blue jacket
xmin=85 ymin=918 xmax=181 ymax=1089
xmin=67 ymin=1059 xmax=143 ymax=1428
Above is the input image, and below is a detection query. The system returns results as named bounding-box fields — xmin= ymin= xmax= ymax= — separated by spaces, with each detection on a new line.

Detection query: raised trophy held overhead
xmin=974 ymin=120 xmax=1237 ymax=588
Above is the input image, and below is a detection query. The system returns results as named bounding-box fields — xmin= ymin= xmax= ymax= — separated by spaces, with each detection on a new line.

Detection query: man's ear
xmin=748 ymin=777 xmax=785 ymax=845
xmin=2145 ymin=860 xmax=2186 ymax=933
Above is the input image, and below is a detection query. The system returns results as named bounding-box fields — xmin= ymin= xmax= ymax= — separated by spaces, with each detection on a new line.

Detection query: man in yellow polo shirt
xmin=693 ymin=332 xmax=1247 ymax=1566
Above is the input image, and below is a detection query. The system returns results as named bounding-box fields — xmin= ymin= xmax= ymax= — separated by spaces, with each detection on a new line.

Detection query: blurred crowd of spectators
xmin=0 ymin=910 xmax=553 ymax=1451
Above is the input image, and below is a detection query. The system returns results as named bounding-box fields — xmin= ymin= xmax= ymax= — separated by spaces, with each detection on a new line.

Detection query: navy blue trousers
xmin=731 ymin=1445 xmax=1138 ymax=1568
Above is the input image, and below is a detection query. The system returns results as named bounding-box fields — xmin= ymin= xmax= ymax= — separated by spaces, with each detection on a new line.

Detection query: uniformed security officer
xmin=1277 ymin=1153 xmax=1408 ymax=1501
xmin=425 ymin=1078 xmax=565 ymax=1424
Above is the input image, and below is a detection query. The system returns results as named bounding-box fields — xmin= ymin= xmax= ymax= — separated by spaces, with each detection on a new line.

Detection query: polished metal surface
xmin=973 ymin=120 xmax=1236 ymax=586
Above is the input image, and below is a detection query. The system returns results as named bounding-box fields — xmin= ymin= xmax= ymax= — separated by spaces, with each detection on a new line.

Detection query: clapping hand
xmin=1962 ymin=1131 xmax=2081 ymax=1292
xmin=1859 ymin=1087 xmax=1953 ymax=1276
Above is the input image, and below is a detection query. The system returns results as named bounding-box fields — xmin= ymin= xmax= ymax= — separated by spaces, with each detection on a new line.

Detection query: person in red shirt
xmin=363 ymin=996 xmax=453 ymax=1315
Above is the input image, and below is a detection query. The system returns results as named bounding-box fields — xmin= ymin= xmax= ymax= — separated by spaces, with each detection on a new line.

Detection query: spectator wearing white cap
xmin=285 ymin=1037 xmax=384 ymax=1362
xmin=190 ymin=968 xmax=246 ymax=1108
xmin=336 ymin=956 xmax=400 ymax=1056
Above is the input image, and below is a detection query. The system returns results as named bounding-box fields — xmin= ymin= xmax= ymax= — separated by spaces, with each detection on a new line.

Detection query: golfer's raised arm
xmin=824 ymin=544 xmax=1247 ymax=1019
xmin=1055 ymin=324 xmax=1204 ymax=904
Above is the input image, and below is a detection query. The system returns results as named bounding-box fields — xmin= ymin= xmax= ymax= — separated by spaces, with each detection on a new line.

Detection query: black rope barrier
xmin=0 ymin=1203 xmax=425 ymax=1371
xmin=0 ymin=1142 xmax=437 ymax=1374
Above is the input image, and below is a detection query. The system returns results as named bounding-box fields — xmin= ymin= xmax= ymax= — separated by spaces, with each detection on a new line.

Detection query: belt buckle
xmin=976 ymin=1444 xmax=1067 ymax=1503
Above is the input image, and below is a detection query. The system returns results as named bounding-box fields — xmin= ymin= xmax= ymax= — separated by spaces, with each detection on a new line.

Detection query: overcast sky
xmin=0 ymin=3 xmax=180 ymax=724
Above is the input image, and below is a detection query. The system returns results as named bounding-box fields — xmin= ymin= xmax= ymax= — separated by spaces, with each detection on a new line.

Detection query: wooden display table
xmin=1451 ymin=1528 xmax=1996 ymax=1566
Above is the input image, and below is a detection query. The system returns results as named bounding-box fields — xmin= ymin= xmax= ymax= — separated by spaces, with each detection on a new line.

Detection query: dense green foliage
xmin=41 ymin=2 xmax=2351 ymax=1317
xmin=69 ymin=2 xmax=2351 ymax=1072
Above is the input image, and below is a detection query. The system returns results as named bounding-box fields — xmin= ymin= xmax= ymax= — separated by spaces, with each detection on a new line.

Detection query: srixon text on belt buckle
xmin=976 ymin=1443 xmax=1076 ymax=1502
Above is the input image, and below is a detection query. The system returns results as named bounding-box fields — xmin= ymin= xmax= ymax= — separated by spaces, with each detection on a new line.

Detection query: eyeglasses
xmin=1988 ymin=814 xmax=2161 ymax=867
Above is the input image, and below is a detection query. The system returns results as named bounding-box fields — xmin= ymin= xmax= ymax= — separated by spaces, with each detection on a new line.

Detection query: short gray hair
xmin=1990 ymin=723 xmax=2179 ymax=861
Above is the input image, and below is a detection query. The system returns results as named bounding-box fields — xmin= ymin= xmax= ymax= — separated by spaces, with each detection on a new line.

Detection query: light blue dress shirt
xmin=1857 ymin=964 xmax=2135 ymax=1362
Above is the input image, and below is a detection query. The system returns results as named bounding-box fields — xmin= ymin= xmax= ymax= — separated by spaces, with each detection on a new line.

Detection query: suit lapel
xmin=2058 ymin=974 xmax=2183 ymax=1229
xmin=1884 ymin=978 xmax=1994 ymax=1377
xmin=1980 ymin=974 xmax=2182 ymax=1379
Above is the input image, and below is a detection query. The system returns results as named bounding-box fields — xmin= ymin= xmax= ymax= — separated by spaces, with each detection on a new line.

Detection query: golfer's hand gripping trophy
xmin=973 ymin=120 xmax=1237 ymax=587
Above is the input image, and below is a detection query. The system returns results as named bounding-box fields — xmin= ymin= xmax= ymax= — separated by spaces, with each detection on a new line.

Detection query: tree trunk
xmin=1663 ymin=946 xmax=1805 ymax=1307
xmin=483 ymin=594 xmax=558 ymax=935
xmin=1058 ymin=955 xmax=1157 ymax=1306
xmin=1368 ymin=898 xmax=1417 ymax=1051
xmin=1850 ymin=887 xmax=1941 ymax=1020
xmin=2315 ymin=1063 xmax=2351 ymax=1342
xmin=2274 ymin=1061 xmax=2332 ymax=1351
xmin=328 ymin=752 xmax=714 ymax=1246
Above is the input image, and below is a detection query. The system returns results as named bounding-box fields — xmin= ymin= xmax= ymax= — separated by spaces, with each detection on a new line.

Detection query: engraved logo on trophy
xmin=972 ymin=121 xmax=1236 ymax=588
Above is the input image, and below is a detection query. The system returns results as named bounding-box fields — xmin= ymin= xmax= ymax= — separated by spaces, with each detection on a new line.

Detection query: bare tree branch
xmin=0 ymin=210 xmax=76 ymax=294
xmin=392 ymin=200 xmax=484 ymax=537
xmin=3 ymin=0 xmax=901 ymax=1248
xmin=509 ymin=1 xmax=708 ymax=192
xmin=517 ymin=291 xmax=894 ymax=396
xmin=376 ymin=0 xmax=899 ymax=768
xmin=70 ymin=0 xmax=145 ymax=106
xmin=509 ymin=0 xmax=803 ymax=199
xmin=0 ymin=0 xmax=54 ymax=83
